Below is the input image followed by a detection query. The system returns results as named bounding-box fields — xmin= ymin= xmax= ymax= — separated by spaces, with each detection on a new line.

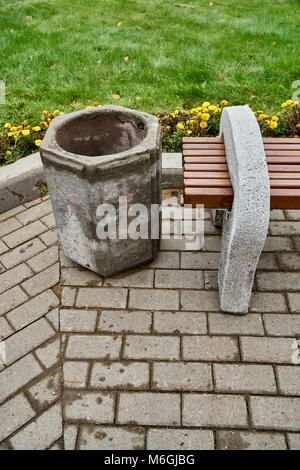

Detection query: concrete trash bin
xmin=40 ymin=105 xmax=162 ymax=276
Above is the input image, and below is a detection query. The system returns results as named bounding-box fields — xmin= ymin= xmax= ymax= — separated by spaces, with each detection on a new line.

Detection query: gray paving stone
xmin=181 ymin=290 xmax=220 ymax=311
xmin=64 ymin=391 xmax=115 ymax=424
xmin=21 ymin=263 xmax=59 ymax=297
xmin=98 ymin=310 xmax=152 ymax=333
xmin=287 ymin=433 xmax=300 ymax=450
xmin=270 ymin=210 xmax=285 ymax=220
xmin=76 ymin=287 xmax=127 ymax=309
xmin=0 ymin=218 xmax=22 ymax=237
xmin=183 ymin=394 xmax=248 ymax=428
xmin=263 ymin=314 xmax=300 ymax=336
xmin=183 ymin=336 xmax=239 ymax=362
xmin=40 ymin=212 xmax=56 ymax=229
xmin=64 ymin=424 xmax=78 ymax=450
xmin=153 ymin=311 xmax=207 ymax=334
xmin=153 ymin=362 xmax=212 ymax=391
xmin=0 ymin=286 xmax=29 ymax=316
xmin=0 ymin=354 xmax=43 ymax=403
xmin=60 ymin=309 xmax=97 ymax=332
xmin=159 ymin=236 xmax=203 ymax=251
xmin=66 ymin=335 xmax=122 ymax=360
xmin=0 ymin=263 xmax=32 ymax=295
xmin=6 ymin=289 xmax=59 ymax=331
xmin=0 ymin=205 xmax=25 ymax=222
xmin=61 ymin=287 xmax=77 ymax=307
xmin=257 ymin=253 xmax=278 ymax=270
xmin=26 ymin=245 xmax=59 ymax=273
xmin=201 ymin=236 xmax=222 ymax=252
xmin=123 ymin=335 xmax=180 ymax=360
xmin=181 ymin=252 xmax=220 ymax=270
xmin=3 ymin=318 xmax=55 ymax=365
xmin=24 ymin=198 xmax=43 ymax=208
xmin=0 ymin=238 xmax=45 ymax=269
xmin=270 ymin=221 xmax=300 ymax=236
xmin=285 ymin=210 xmax=300 ymax=221
xmin=148 ymin=251 xmax=179 ymax=269
xmin=294 ymin=236 xmax=300 ymax=251
xmin=0 ymin=317 xmax=13 ymax=341
xmin=208 ymin=313 xmax=264 ymax=336
xmin=90 ymin=361 xmax=150 ymax=390
xmin=217 ymin=430 xmax=287 ymax=450
xmin=287 ymin=294 xmax=300 ymax=313
xmin=0 ymin=240 xmax=8 ymax=256
xmin=257 ymin=272 xmax=300 ymax=292
xmin=204 ymin=270 xmax=218 ymax=290
xmin=129 ymin=288 xmax=179 ymax=310
xmin=147 ymin=428 xmax=214 ymax=450
xmin=45 ymin=308 xmax=59 ymax=331
xmin=3 ymin=220 xmax=47 ymax=248
xmin=278 ymin=253 xmax=300 ymax=271
xmin=117 ymin=392 xmax=180 ymax=426
xmin=214 ymin=364 xmax=276 ymax=394
xmin=15 ymin=200 xmax=52 ymax=225
xmin=276 ymin=366 xmax=300 ymax=396
xmin=240 ymin=337 xmax=296 ymax=364
xmin=0 ymin=394 xmax=35 ymax=442
xmin=10 ymin=402 xmax=62 ymax=450
xmin=250 ymin=396 xmax=300 ymax=431
xmin=39 ymin=228 xmax=58 ymax=246
xmin=28 ymin=370 xmax=61 ymax=411
xmin=104 ymin=269 xmax=154 ymax=288
xmin=61 ymin=267 xmax=103 ymax=287
xmin=249 ymin=292 xmax=288 ymax=313
xmin=79 ymin=425 xmax=144 ymax=450
xmin=64 ymin=361 xmax=89 ymax=389
xmin=35 ymin=336 xmax=60 ymax=368
xmin=263 ymin=236 xmax=293 ymax=252
xmin=154 ymin=269 xmax=204 ymax=289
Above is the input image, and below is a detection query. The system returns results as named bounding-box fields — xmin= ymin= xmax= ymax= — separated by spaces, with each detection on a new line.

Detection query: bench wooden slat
xmin=184 ymin=178 xmax=300 ymax=189
xmin=184 ymin=171 xmax=300 ymax=180
xmin=183 ymin=143 xmax=300 ymax=151
xmin=185 ymin=187 xmax=300 ymax=209
xmin=184 ymin=163 xmax=300 ymax=173
xmin=184 ymin=156 xmax=300 ymax=164
xmin=183 ymin=149 xmax=300 ymax=157
xmin=182 ymin=137 xmax=299 ymax=144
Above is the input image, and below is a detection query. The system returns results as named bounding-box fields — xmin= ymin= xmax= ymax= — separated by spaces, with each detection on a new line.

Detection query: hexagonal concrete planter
xmin=40 ymin=105 xmax=162 ymax=276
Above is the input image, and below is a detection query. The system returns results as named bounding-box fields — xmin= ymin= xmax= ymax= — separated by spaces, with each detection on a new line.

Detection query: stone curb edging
xmin=0 ymin=152 xmax=183 ymax=214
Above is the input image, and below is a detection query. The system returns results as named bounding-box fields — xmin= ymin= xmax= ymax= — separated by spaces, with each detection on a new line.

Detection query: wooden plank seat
xmin=183 ymin=137 xmax=300 ymax=209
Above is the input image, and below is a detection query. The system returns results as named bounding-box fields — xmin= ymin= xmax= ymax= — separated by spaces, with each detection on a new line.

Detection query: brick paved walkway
xmin=0 ymin=193 xmax=300 ymax=450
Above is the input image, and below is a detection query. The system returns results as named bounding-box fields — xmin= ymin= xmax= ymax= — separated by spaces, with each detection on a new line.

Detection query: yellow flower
xmin=59 ymin=112 xmax=64 ymax=115
xmin=281 ymin=102 xmax=287 ymax=108
xmin=201 ymin=113 xmax=210 ymax=121
xmin=93 ymin=102 xmax=99 ymax=107
xmin=177 ymin=122 xmax=184 ymax=130
xmin=35 ymin=139 xmax=42 ymax=147
xmin=200 ymin=121 xmax=208 ymax=128
xmin=6 ymin=150 xmax=11 ymax=156
xmin=197 ymin=112 xmax=202 ymax=118
xmin=220 ymin=100 xmax=228 ymax=106
xmin=202 ymin=101 xmax=210 ymax=107
xmin=4 ymin=123 xmax=11 ymax=128
xmin=269 ymin=121 xmax=278 ymax=130
xmin=294 ymin=135 xmax=299 ymax=138
xmin=202 ymin=107 xmax=209 ymax=113
xmin=286 ymin=100 xmax=292 ymax=105
xmin=13 ymin=132 xmax=19 ymax=138
xmin=7 ymin=132 xmax=13 ymax=136
xmin=32 ymin=126 xmax=41 ymax=132
xmin=271 ymin=115 xmax=279 ymax=121
xmin=186 ymin=130 xmax=192 ymax=135
xmin=86 ymin=106 xmax=93 ymax=109
xmin=22 ymin=130 xmax=30 ymax=136
xmin=23 ymin=120 xmax=28 ymax=125
xmin=11 ymin=126 xmax=17 ymax=131
xmin=296 ymin=124 xmax=300 ymax=129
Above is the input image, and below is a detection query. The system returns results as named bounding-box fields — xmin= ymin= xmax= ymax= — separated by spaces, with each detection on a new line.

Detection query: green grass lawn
xmin=0 ymin=0 xmax=299 ymax=126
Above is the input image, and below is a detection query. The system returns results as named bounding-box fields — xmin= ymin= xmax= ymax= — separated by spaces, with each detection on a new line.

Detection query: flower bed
xmin=1 ymin=99 xmax=299 ymax=166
